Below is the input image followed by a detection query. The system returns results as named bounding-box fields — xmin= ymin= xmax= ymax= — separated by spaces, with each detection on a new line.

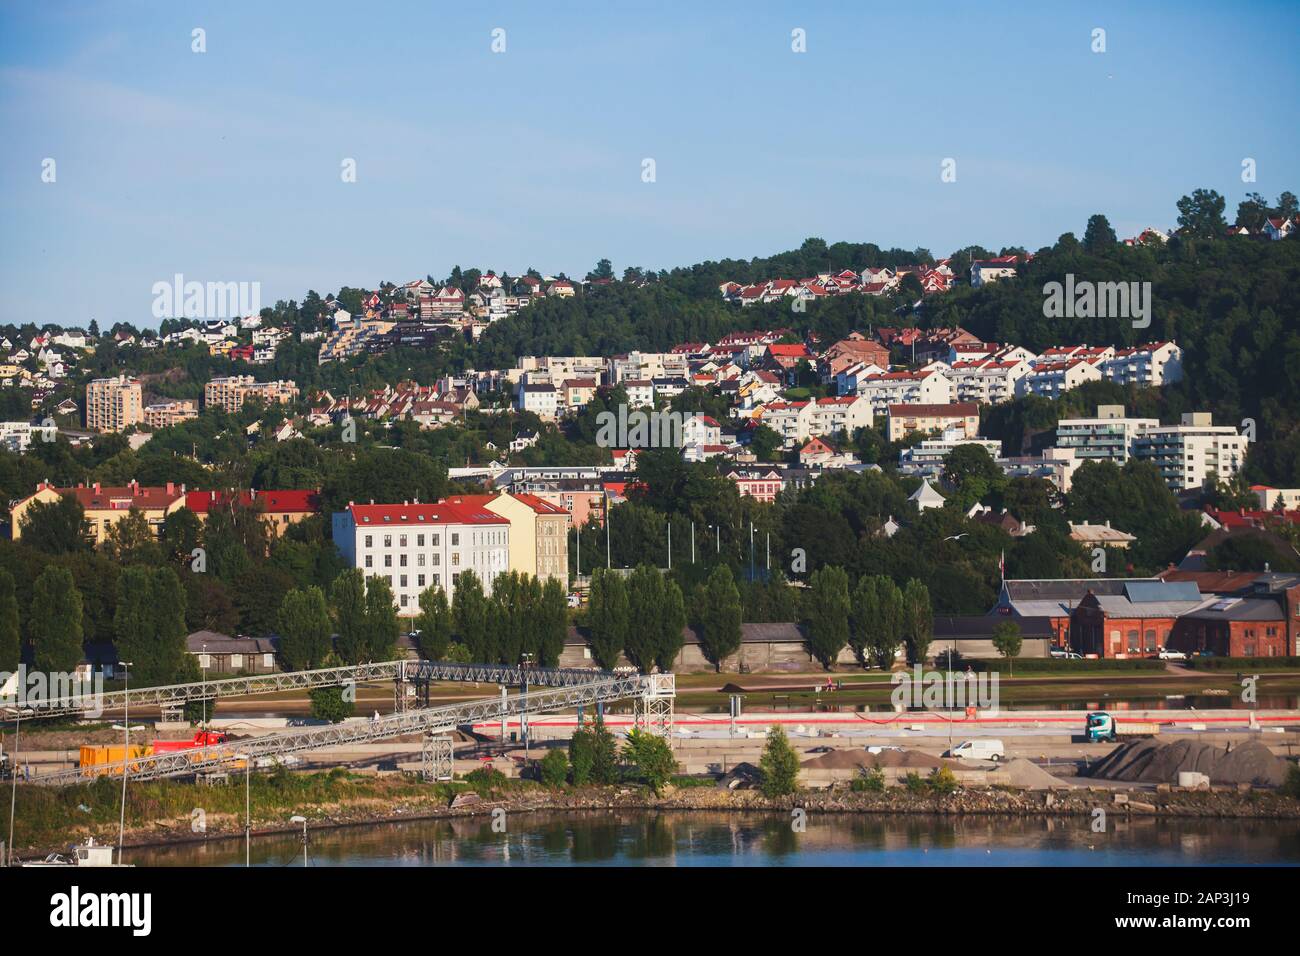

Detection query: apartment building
xmin=144 ymin=399 xmax=199 ymax=429
xmin=1100 ymin=341 xmax=1183 ymax=388
xmin=516 ymin=382 xmax=560 ymax=419
xmin=11 ymin=480 xmax=186 ymax=544
xmin=886 ymin=402 xmax=979 ymax=442
xmin=186 ymin=489 xmax=320 ymax=537
xmin=0 ymin=421 xmax=56 ymax=452
xmin=85 ymin=375 xmax=144 ymax=433
xmin=517 ymin=355 xmax=607 ymax=384
xmin=204 ymin=376 xmax=300 ymax=413
xmin=946 ymin=359 xmax=1032 ymax=405
xmin=1133 ymin=413 xmax=1248 ymax=493
xmin=855 ymin=369 xmax=955 ymax=415
xmin=332 ymin=500 xmax=510 ymax=614
xmin=447 ymin=493 xmax=570 ymax=588
xmin=1017 ymin=358 xmax=1103 ymax=400
xmin=1054 ymin=405 xmax=1159 ymax=464
xmin=608 ymin=351 xmax=689 ymax=384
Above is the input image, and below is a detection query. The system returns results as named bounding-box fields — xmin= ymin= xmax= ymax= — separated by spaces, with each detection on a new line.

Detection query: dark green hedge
xmin=1184 ymin=656 xmax=1300 ymax=671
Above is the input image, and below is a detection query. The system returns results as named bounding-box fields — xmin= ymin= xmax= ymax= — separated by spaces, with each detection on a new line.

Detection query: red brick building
xmin=1068 ymin=581 xmax=1207 ymax=658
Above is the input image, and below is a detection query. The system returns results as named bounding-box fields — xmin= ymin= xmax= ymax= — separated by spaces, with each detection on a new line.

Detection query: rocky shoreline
xmin=17 ymin=783 xmax=1300 ymax=859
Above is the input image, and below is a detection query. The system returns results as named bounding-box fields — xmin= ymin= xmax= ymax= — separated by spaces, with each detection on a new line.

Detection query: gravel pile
xmin=800 ymin=748 xmax=960 ymax=771
xmin=1088 ymin=739 xmax=1287 ymax=787
xmin=999 ymin=758 xmax=1072 ymax=791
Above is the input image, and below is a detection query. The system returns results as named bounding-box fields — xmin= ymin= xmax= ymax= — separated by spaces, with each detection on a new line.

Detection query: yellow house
xmin=445 ymin=493 xmax=570 ymax=588
xmin=11 ymin=481 xmax=187 ymax=545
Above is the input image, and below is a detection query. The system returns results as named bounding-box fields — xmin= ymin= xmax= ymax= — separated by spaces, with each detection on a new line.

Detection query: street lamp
xmin=289 ymin=815 xmax=308 ymax=867
xmin=232 ymin=751 xmax=253 ymax=866
xmin=116 ymin=661 xmax=135 ymax=860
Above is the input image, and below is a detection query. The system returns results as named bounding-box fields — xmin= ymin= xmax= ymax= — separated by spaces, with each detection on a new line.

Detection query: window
xmin=364 ymin=535 xmax=373 ymax=548
xmin=231 ymin=654 xmax=243 ymax=668
xmin=418 ymin=574 xmax=425 ymax=587
xmin=452 ymin=533 xmax=459 ymax=546
xmin=383 ymin=535 xmax=392 ymax=548
xmin=400 ymin=554 xmax=407 ymax=567
xmin=417 ymin=553 xmax=425 ymax=566
xmin=452 ymin=553 xmax=460 ymax=566
xmin=433 ymin=534 xmax=440 ymax=546
xmin=399 ymin=535 xmax=407 ymax=548
xmin=400 ymin=575 xmax=408 ymax=587
xmin=384 ymin=555 xmax=392 ymax=567
xmin=432 ymin=554 xmax=440 ymax=566
xmin=364 ymin=555 xmax=373 ymax=568
xmin=417 ymin=534 xmax=425 ymax=547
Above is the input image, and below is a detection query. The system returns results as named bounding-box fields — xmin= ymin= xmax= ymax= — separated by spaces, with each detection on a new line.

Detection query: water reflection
xmin=124 ymin=810 xmax=1300 ymax=867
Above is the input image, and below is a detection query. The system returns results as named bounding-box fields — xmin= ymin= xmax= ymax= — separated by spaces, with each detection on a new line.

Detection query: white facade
xmin=1133 ymin=413 xmax=1248 ymax=493
xmin=1055 ymin=406 xmax=1159 ymax=464
xmin=332 ymin=501 xmax=510 ymax=615
xmin=855 ymin=370 xmax=954 ymax=415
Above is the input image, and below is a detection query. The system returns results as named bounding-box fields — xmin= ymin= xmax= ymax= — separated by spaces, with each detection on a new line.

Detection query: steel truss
xmin=27 ymin=674 xmax=653 ymax=785
xmin=3 ymin=659 xmax=617 ymax=721
xmin=421 ymin=734 xmax=454 ymax=781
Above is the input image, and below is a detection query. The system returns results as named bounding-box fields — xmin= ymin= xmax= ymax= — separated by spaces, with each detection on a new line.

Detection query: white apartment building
xmin=608 ymin=351 xmax=689 ymax=384
xmin=332 ymin=500 xmax=510 ymax=615
xmin=1017 ymin=358 xmax=1103 ymax=400
xmin=1133 ymin=413 xmax=1248 ymax=493
xmin=1099 ymin=341 xmax=1183 ymax=388
xmin=517 ymin=355 xmax=607 ymax=384
xmin=1054 ymin=405 xmax=1159 ymax=464
xmin=855 ymin=369 xmax=954 ymax=415
xmin=0 ymin=420 xmax=57 ymax=452
xmin=809 ymin=396 xmax=873 ymax=437
xmin=899 ymin=430 xmax=1003 ymax=477
xmin=516 ymin=382 xmax=560 ymax=419
xmin=946 ymin=359 xmax=1032 ymax=405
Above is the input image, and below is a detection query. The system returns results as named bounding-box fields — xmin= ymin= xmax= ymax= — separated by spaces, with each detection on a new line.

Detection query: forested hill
xmin=474 ymin=214 xmax=1300 ymax=486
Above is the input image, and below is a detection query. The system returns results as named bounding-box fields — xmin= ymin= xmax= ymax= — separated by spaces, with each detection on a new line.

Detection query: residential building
xmin=1054 ymin=405 xmax=1159 ymax=464
xmin=970 ymin=255 xmax=1021 ymax=287
xmin=855 ymin=369 xmax=955 ymax=414
xmin=1132 ymin=413 xmax=1248 ymax=493
xmin=446 ymin=493 xmax=570 ymax=588
xmin=726 ymin=467 xmax=784 ymax=503
xmin=204 ymin=376 xmax=299 ymax=413
xmin=332 ymin=500 xmax=511 ymax=614
xmin=516 ymin=382 xmax=560 ymax=419
xmin=144 ymin=399 xmax=199 ymax=429
xmin=186 ymin=489 xmax=320 ymax=537
xmin=886 ymin=402 xmax=979 ymax=442
xmin=11 ymin=480 xmax=186 ymax=544
xmin=1017 ymin=357 xmax=1103 ymax=400
xmin=1100 ymin=341 xmax=1183 ymax=387
xmin=1253 ymin=485 xmax=1300 ymax=511
xmin=0 ymin=420 xmax=56 ymax=453
xmin=85 ymin=375 xmax=143 ymax=433
xmin=1068 ymin=520 xmax=1137 ymax=550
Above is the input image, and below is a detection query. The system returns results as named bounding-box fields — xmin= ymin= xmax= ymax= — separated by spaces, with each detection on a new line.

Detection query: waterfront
xmin=121 ymin=810 xmax=1300 ymax=867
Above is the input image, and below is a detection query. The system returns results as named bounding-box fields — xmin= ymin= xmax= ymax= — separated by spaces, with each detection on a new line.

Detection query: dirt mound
xmin=1088 ymin=739 xmax=1288 ymax=787
xmin=800 ymin=748 xmax=955 ymax=771
xmin=718 ymin=761 xmax=763 ymax=790
xmin=1000 ymin=758 xmax=1071 ymax=791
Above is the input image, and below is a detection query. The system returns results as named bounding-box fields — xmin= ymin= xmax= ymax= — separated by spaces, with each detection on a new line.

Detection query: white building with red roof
xmin=855 ymin=369 xmax=955 ymax=414
xmin=332 ymin=499 xmax=510 ymax=613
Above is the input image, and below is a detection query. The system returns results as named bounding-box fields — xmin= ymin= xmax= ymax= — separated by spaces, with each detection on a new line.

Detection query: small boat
xmin=21 ymin=837 xmax=133 ymax=867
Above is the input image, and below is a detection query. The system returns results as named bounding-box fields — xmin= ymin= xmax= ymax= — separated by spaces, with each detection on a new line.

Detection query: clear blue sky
xmin=2 ymin=0 xmax=1297 ymax=327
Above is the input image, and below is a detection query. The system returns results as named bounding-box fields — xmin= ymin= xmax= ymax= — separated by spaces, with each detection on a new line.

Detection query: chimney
xmin=166 ymin=482 xmax=175 ymax=496
xmin=93 ymin=482 xmax=101 ymax=494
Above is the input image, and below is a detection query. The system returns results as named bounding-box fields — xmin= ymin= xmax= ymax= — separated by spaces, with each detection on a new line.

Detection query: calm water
xmin=123 ymin=811 xmax=1300 ymax=867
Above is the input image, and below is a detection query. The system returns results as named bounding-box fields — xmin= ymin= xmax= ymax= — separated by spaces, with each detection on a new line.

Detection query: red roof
xmin=186 ymin=489 xmax=320 ymax=515
xmin=347 ymin=501 xmax=507 ymax=525
xmin=32 ymin=481 xmax=184 ymax=511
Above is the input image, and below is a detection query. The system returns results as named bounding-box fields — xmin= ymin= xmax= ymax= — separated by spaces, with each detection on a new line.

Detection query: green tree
xmin=695 ymin=564 xmax=742 ymax=671
xmin=19 ymin=496 xmax=90 ymax=555
xmin=101 ymin=508 xmax=163 ymax=565
xmin=621 ymin=728 xmax=677 ymax=795
xmin=540 ymin=747 xmax=569 ymax=787
xmin=624 ymin=564 xmax=663 ymax=671
xmin=537 ymin=578 xmax=568 ymax=667
xmin=759 ymin=725 xmax=801 ymax=797
xmin=278 ymin=586 xmax=333 ymax=670
xmin=329 ymin=568 xmax=368 ymax=664
xmin=1176 ymin=188 xmax=1227 ymax=238
xmin=656 ymin=578 xmax=687 ymax=671
xmin=1081 ymin=214 xmax=1117 ymax=253
xmin=451 ymin=570 xmax=492 ymax=662
xmin=29 ymin=565 xmax=83 ymax=673
xmin=991 ymin=620 xmax=1023 ymax=676
xmin=902 ymin=578 xmax=933 ymax=665
xmin=806 ymin=565 xmax=850 ymax=669
xmin=414 ymin=584 xmax=452 ymax=660
xmin=0 ymin=568 xmax=20 ymax=673
xmin=363 ymin=575 xmax=399 ymax=661
xmin=586 ymin=567 xmax=629 ymax=669
xmin=114 ymin=566 xmax=188 ymax=686
xmin=309 ymin=685 xmax=354 ymax=723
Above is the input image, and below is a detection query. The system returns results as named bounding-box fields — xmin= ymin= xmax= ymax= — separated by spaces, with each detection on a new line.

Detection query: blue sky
xmin=2 ymin=0 xmax=1297 ymax=327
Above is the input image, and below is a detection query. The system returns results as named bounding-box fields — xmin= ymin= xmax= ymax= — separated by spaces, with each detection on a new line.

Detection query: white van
xmin=947 ymin=739 xmax=1004 ymax=762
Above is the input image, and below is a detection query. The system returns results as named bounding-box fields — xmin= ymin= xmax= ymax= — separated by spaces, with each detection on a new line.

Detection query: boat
xmin=20 ymin=837 xmax=133 ymax=867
